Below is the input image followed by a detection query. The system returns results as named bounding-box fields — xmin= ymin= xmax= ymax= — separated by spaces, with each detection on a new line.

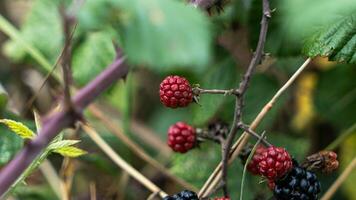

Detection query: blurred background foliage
xmin=0 ymin=0 xmax=355 ymax=199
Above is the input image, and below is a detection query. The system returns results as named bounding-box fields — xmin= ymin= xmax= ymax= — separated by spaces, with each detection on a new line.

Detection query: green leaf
xmin=48 ymin=140 xmax=81 ymax=150
xmin=116 ymin=0 xmax=212 ymax=71
xmin=303 ymin=14 xmax=356 ymax=64
xmin=3 ymin=0 xmax=63 ymax=64
xmin=53 ymin=146 xmax=87 ymax=157
xmin=0 ymin=119 xmax=35 ymax=139
xmin=192 ymin=57 xmax=237 ymax=125
xmin=0 ymin=127 xmax=23 ymax=165
xmin=72 ymin=31 xmax=116 ymax=85
xmin=0 ymin=83 xmax=8 ymax=112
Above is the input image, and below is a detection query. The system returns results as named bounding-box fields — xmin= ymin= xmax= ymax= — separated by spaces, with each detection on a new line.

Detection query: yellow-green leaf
xmin=53 ymin=146 xmax=87 ymax=158
xmin=48 ymin=140 xmax=81 ymax=150
xmin=0 ymin=119 xmax=35 ymax=139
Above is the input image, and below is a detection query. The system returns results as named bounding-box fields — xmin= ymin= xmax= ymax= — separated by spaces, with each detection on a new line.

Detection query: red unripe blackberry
xmin=167 ymin=122 xmax=196 ymax=153
xmin=257 ymin=146 xmax=293 ymax=180
xmin=247 ymin=145 xmax=267 ymax=175
xmin=159 ymin=75 xmax=193 ymax=108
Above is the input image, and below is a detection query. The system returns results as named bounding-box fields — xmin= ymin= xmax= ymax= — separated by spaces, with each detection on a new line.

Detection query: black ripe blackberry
xmin=163 ymin=190 xmax=198 ymax=200
xmin=273 ymin=165 xmax=321 ymax=200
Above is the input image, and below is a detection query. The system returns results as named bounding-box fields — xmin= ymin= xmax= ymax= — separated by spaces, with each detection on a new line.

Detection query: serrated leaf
xmin=53 ymin=146 xmax=87 ymax=157
xmin=48 ymin=140 xmax=81 ymax=150
xmin=0 ymin=83 xmax=8 ymax=112
xmin=72 ymin=31 xmax=116 ymax=85
xmin=303 ymin=14 xmax=356 ymax=64
xmin=0 ymin=119 xmax=35 ymax=139
xmin=116 ymin=0 xmax=212 ymax=71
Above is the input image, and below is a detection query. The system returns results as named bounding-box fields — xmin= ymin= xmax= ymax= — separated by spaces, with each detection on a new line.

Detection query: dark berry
xmin=273 ymin=164 xmax=321 ymax=200
xmin=159 ymin=75 xmax=193 ymax=108
xmin=167 ymin=122 xmax=196 ymax=153
xmin=164 ymin=190 xmax=198 ymax=200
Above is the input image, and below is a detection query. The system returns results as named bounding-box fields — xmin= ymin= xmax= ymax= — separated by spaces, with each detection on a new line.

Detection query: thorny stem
xmin=60 ymin=7 xmax=76 ymax=111
xmin=0 ymin=52 xmax=129 ymax=195
xmin=220 ymin=0 xmax=271 ymax=196
xmin=193 ymin=87 xmax=239 ymax=96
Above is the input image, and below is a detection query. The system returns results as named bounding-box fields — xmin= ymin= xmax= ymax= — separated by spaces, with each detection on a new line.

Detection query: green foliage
xmin=0 ymin=127 xmax=22 ymax=166
xmin=0 ymin=83 xmax=8 ymax=112
xmin=115 ymin=0 xmax=212 ymax=70
xmin=192 ymin=56 xmax=237 ymax=125
xmin=72 ymin=31 xmax=116 ymax=85
xmin=303 ymin=14 xmax=356 ymax=64
xmin=314 ymin=64 xmax=356 ymax=128
xmin=3 ymin=0 xmax=63 ymax=64
xmin=243 ymin=74 xmax=285 ymax=129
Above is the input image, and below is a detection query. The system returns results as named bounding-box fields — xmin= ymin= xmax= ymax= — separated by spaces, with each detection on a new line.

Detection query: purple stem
xmin=0 ymin=53 xmax=128 ymax=195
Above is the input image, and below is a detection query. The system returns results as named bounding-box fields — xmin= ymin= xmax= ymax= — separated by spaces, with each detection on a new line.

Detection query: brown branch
xmin=60 ymin=7 xmax=76 ymax=110
xmin=219 ymin=0 xmax=271 ymax=196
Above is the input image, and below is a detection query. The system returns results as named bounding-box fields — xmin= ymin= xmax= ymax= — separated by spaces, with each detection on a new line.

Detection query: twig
xmin=240 ymin=131 xmax=266 ymax=200
xmin=320 ymin=157 xmax=356 ymax=200
xmin=238 ymin=123 xmax=272 ymax=147
xmin=325 ymin=122 xmax=356 ymax=151
xmin=193 ymin=87 xmax=239 ymax=96
xmin=60 ymin=7 xmax=75 ymax=110
xmin=89 ymin=182 xmax=97 ymax=200
xmin=88 ymin=105 xmax=197 ymax=191
xmin=0 ymin=52 xmax=129 ymax=195
xmin=220 ymin=0 xmax=271 ymax=196
xmin=198 ymin=58 xmax=312 ymax=197
xmin=81 ymin=124 xmax=168 ymax=198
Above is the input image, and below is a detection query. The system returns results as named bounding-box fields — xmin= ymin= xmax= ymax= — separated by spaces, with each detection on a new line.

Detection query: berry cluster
xmin=244 ymin=145 xmax=322 ymax=200
xmin=163 ymin=190 xmax=198 ymax=200
xmin=167 ymin=122 xmax=196 ymax=153
xmin=274 ymin=164 xmax=321 ymax=200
